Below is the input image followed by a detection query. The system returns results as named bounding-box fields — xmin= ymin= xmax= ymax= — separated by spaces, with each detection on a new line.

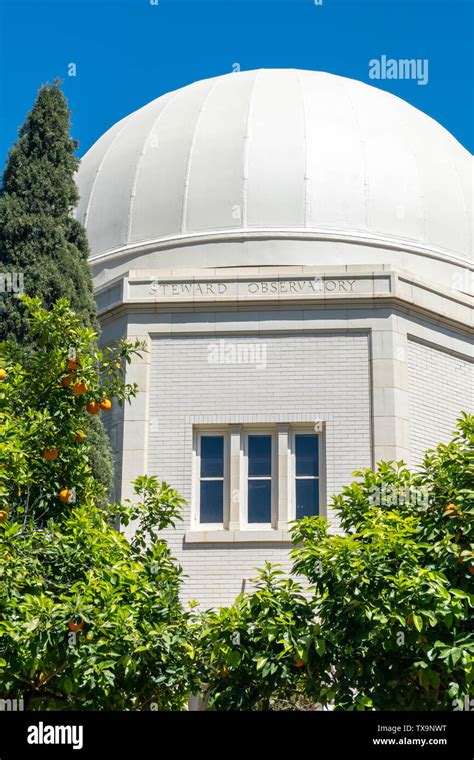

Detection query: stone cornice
xmin=95 ymin=267 xmax=473 ymax=335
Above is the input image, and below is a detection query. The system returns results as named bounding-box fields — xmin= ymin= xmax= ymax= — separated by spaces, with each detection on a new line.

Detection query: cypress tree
xmin=0 ymin=81 xmax=113 ymax=494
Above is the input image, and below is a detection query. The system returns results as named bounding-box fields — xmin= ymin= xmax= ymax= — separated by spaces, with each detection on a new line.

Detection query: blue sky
xmin=0 ymin=0 xmax=472 ymax=172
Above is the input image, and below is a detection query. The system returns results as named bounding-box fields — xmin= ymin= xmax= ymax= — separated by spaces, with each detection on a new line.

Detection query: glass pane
xmin=248 ymin=479 xmax=272 ymax=523
xmin=296 ymin=479 xmax=319 ymax=519
xmin=200 ymin=480 xmax=224 ymax=523
xmin=295 ymin=434 xmax=318 ymax=477
xmin=200 ymin=436 xmax=224 ymax=477
xmin=248 ymin=435 xmax=272 ymax=477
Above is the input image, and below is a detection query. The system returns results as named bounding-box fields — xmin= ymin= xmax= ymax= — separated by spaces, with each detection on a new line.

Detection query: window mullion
xmin=228 ymin=424 xmax=241 ymax=530
xmin=276 ymin=423 xmax=289 ymax=529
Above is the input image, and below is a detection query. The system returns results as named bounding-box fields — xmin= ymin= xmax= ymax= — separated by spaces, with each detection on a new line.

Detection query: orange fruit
xmin=61 ymin=374 xmax=74 ymax=388
xmin=59 ymin=489 xmax=73 ymax=504
xmin=0 ymin=510 xmax=8 ymax=523
xmin=74 ymin=430 xmax=86 ymax=443
xmin=294 ymin=659 xmax=305 ymax=668
xmin=72 ymin=381 xmax=88 ymax=396
xmin=86 ymin=401 xmax=100 ymax=415
xmin=468 ymin=566 xmax=474 ymax=576
xmin=68 ymin=619 xmax=84 ymax=632
xmin=0 ymin=368 xmax=6 ymax=381
xmin=99 ymin=399 xmax=112 ymax=411
xmin=444 ymin=505 xmax=457 ymax=517
xmin=43 ymin=448 xmax=58 ymax=461
xmin=66 ymin=357 xmax=80 ymax=371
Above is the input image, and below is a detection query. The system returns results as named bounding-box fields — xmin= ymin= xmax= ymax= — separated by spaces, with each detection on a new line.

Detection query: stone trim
xmin=95 ymin=268 xmax=473 ymax=334
xmin=184 ymin=529 xmax=293 ymax=544
xmin=185 ymin=413 xmax=332 ymax=425
xmin=407 ymin=333 xmax=474 ymax=363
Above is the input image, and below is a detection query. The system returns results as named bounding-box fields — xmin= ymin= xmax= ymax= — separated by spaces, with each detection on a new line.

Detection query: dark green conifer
xmin=0 ymin=82 xmax=113 ymax=493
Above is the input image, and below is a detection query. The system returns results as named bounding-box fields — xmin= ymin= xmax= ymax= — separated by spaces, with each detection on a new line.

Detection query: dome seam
xmin=295 ymin=69 xmax=309 ymax=227
xmin=393 ymin=102 xmax=427 ymax=247
xmin=180 ymin=79 xmax=221 ymax=235
xmin=83 ymin=117 xmax=131 ymax=230
xmin=448 ymin=145 xmax=472 ymax=260
xmin=340 ymin=77 xmax=370 ymax=232
xmin=126 ymin=89 xmax=183 ymax=245
xmin=242 ymin=69 xmax=261 ymax=228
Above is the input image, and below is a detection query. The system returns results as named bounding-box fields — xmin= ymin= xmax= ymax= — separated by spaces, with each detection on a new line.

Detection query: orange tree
xmin=0 ymin=297 xmax=199 ymax=709
xmin=199 ymin=416 xmax=473 ymax=710
xmin=196 ymin=564 xmax=315 ymax=710
xmin=290 ymin=413 xmax=474 ymax=710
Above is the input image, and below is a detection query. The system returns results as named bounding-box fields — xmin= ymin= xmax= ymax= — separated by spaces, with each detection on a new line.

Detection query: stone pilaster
xmin=371 ymin=317 xmax=411 ymax=466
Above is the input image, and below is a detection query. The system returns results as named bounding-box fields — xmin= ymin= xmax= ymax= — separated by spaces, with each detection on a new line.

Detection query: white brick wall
xmin=408 ymin=338 xmax=473 ymax=466
xmin=148 ymin=333 xmax=371 ymax=607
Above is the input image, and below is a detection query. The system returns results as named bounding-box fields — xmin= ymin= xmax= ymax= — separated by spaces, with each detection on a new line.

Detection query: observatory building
xmin=76 ymin=69 xmax=473 ymax=606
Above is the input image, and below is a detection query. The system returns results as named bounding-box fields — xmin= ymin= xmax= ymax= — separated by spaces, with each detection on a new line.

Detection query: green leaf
xmin=315 ymin=638 xmax=326 ymax=656
xmin=413 ymin=614 xmax=423 ymax=632
xmin=256 ymin=657 xmax=268 ymax=672
xmin=227 ymin=650 xmax=241 ymax=669
xmin=450 ymin=588 xmax=470 ymax=598
xmin=64 ymin=677 xmax=74 ymax=694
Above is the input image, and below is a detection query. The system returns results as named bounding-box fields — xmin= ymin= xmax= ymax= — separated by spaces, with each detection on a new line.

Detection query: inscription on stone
xmin=156 ymin=278 xmax=356 ymax=297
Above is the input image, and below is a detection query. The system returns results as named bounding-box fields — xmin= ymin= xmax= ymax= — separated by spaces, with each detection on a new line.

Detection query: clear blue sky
xmin=0 ymin=0 xmax=472 ymax=172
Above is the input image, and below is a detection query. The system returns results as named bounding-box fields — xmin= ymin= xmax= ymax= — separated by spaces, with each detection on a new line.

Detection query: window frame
xmin=192 ymin=423 xmax=325 ymax=533
xmin=242 ymin=428 xmax=277 ymax=530
xmin=288 ymin=427 xmax=323 ymax=522
xmin=193 ymin=428 xmax=229 ymax=529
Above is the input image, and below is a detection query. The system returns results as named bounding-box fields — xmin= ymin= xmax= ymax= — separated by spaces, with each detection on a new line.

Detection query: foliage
xmin=290 ymin=412 xmax=474 ymax=710
xmin=0 ymin=81 xmax=97 ymax=340
xmin=0 ymin=297 xmax=471 ymax=710
xmin=0 ymin=297 xmax=142 ymax=520
xmin=0 ymin=299 xmax=198 ymax=709
xmin=197 ymin=415 xmax=473 ymax=711
xmin=197 ymin=564 xmax=315 ymax=710
xmin=0 ymin=81 xmax=113 ymax=493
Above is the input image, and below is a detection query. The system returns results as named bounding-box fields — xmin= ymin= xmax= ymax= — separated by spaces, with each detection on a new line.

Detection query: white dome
xmin=76 ymin=69 xmax=472 ymax=276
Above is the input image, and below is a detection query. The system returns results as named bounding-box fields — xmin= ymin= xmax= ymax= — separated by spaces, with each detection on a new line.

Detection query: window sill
xmin=184 ymin=529 xmax=293 ymax=544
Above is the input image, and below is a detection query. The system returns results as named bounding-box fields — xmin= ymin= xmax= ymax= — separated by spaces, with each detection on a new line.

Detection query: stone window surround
xmin=186 ymin=418 xmax=326 ymax=544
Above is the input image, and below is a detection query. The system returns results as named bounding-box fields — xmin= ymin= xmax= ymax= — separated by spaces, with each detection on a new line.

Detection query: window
xmin=247 ymin=434 xmax=273 ymax=524
xmin=193 ymin=424 xmax=323 ymax=533
xmin=294 ymin=433 xmax=319 ymax=518
xmin=199 ymin=435 xmax=225 ymax=523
